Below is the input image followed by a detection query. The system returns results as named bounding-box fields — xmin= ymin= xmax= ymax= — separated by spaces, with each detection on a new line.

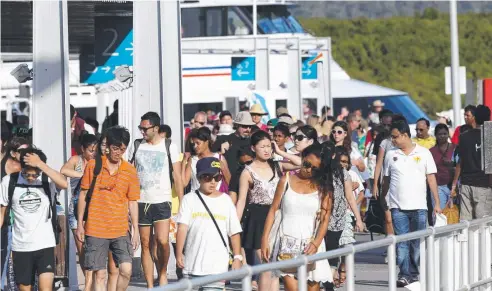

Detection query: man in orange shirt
xmin=76 ymin=127 xmax=140 ymax=291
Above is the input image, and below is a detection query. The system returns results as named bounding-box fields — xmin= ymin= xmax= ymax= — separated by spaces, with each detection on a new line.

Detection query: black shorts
xmin=138 ymin=202 xmax=172 ymax=226
xmin=12 ymin=247 xmax=55 ymax=286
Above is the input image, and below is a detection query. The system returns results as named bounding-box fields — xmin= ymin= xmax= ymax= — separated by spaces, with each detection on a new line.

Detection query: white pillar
xmin=159 ymin=0 xmax=184 ymax=149
xmin=255 ymin=37 xmax=269 ymax=91
xmin=450 ymin=0 xmax=462 ymax=126
xmin=287 ymin=38 xmax=302 ymax=121
xmin=315 ymin=38 xmax=331 ymax=117
xmin=96 ymin=93 xmax=106 ymax=129
xmin=133 ymin=0 xmax=164 ymax=139
xmin=32 ymin=0 xmax=74 ymax=288
xmin=133 ymin=0 xmax=184 ymax=149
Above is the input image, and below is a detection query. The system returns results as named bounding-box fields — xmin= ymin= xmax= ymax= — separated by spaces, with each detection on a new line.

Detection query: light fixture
xmin=279 ymin=82 xmax=287 ymax=89
xmin=10 ymin=64 xmax=33 ymax=83
xmin=114 ymin=65 xmax=133 ymax=83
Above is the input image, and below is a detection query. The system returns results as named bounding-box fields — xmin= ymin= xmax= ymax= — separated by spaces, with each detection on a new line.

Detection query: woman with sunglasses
xmin=182 ymin=127 xmax=231 ymax=193
xmin=0 ymin=137 xmax=30 ymax=291
xmin=330 ymin=121 xmax=366 ymax=174
xmin=237 ymin=130 xmax=282 ymax=291
xmin=261 ymin=143 xmax=334 ymax=291
xmin=322 ymin=142 xmax=364 ymax=290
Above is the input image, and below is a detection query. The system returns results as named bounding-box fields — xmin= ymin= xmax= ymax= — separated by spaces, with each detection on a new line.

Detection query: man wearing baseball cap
xmin=212 ymin=111 xmax=255 ymax=176
xmin=176 ymin=157 xmax=243 ymax=288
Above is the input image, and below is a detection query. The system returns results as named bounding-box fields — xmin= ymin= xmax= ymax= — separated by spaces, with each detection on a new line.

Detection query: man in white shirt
xmin=130 ymin=112 xmax=184 ymax=288
xmin=382 ymin=120 xmax=441 ymax=287
xmin=0 ymin=147 xmax=68 ymax=291
xmin=176 ymin=157 xmax=242 ymax=290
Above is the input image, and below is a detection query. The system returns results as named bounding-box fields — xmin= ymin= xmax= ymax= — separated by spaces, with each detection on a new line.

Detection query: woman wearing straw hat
xmin=250 ymin=104 xmax=269 ymax=132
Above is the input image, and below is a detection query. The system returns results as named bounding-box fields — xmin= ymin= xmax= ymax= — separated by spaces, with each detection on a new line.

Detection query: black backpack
xmin=130 ymin=138 xmax=174 ymax=187
xmin=7 ymin=172 xmax=61 ymax=244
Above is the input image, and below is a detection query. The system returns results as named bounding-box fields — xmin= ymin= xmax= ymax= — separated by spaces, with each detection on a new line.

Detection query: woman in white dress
xmin=261 ymin=143 xmax=334 ymax=291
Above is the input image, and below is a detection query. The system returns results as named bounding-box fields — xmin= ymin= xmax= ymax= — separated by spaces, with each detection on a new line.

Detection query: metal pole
xmin=462 ymin=225 xmax=470 ymax=287
xmin=420 ymin=238 xmax=427 ymax=291
xmin=297 ymin=261 xmax=308 ymax=291
xmin=426 ymin=232 xmax=435 ymax=291
xmin=286 ymin=38 xmax=302 ymax=120
xmin=449 ymin=0 xmax=462 ymax=126
xmin=253 ymin=0 xmax=257 ymax=36
xmin=346 ymin=251 xmax=355 ymax=291
xmin=484 ymin=225 xmax=492 ymax=291
xmin=388 ymin=238 xmax=397 ymax=291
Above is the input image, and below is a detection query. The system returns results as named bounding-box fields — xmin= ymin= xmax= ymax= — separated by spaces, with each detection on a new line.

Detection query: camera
xmin=10 ymin=64 xmax=33 ymax=83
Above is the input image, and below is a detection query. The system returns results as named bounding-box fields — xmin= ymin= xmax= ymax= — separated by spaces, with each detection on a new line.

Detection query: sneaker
xmin=397 ymin=277 xmax=410 ymax=287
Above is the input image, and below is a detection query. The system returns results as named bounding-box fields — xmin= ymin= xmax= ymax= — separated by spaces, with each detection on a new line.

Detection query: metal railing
xmin=153 ymin=217 xmax=492 ymax=291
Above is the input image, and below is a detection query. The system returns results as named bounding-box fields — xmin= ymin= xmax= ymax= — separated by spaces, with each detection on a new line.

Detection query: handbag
xmin=443 ymin=200 xmax=460 ymax=224
xmin=195 ymin=191 xmax=234 ymax=266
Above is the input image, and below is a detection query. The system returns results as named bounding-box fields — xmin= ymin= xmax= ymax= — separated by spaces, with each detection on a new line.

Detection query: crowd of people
xmin=0 ymin=100 xmax=491 ymax=291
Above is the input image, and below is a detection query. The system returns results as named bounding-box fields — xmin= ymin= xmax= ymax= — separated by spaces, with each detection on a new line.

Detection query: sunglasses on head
xmin=200 ymin=173 xmax=223 ymax=183
xmin=302 ymin=160 xmax=319 ymax=171
xmin=294 ymin=135 xmax=307 ymax=142
xmin=332 ymin=130 xmax=346 ymax=135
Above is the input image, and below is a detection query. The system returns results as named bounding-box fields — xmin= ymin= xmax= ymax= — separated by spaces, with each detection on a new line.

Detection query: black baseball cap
xmin=196 ymin=157 xmax=221 ymax=177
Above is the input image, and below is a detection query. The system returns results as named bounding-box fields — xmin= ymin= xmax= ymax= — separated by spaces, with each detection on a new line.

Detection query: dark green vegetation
xmin=292 ymin=1 xmax=492 ymax=19
xmin=299 ymin=9 xmax=492 ymax=114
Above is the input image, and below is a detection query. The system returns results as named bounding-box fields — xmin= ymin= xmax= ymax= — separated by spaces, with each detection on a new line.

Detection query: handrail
xmin=152 ymin=217 xmax=492 ymax=291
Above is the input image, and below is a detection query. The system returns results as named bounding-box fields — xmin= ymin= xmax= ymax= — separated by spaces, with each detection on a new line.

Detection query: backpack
xmin=81 ymin=153 xmax=103 ymax=222
xmin=7 ymin=172 xmax=61 ymax=244
xmin=130 ymin=138 xmax=174 ymax=187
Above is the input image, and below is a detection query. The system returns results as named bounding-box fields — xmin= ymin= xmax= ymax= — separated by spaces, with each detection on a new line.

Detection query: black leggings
xmin=324 ymin=230 xmax=343 ymax=267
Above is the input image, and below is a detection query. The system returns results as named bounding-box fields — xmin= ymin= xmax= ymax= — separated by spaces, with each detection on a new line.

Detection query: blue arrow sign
xmin=231 ymin=57 xmax=255 ymax=81
xmin=301 ymin=56 xmax=318 ymax=80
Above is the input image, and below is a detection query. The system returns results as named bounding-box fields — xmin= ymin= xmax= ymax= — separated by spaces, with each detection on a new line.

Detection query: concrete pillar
xmin=31 ymin=0 xmax=74 ymax=288
xmin=287 ymin=38 xmax=302 ymax=121
xmin=255 ymin=37 xmax=269 ymax=91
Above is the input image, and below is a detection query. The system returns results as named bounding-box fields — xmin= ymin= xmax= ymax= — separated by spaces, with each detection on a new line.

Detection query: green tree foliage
xmin=299 ymin=11 xmax=492 ymax=115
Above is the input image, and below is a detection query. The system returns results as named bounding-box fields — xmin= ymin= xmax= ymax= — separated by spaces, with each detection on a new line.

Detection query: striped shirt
xmin=81 ymin=156 xmax=140 ymax=239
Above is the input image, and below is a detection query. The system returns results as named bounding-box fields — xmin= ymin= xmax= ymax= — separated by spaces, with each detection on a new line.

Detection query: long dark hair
xmin=297 ymin=125 xmax=319 ymax=146
xmin=301 ymin=143 xmax=335 ymax=196
xmin=191 ymin=127 xmax=213 ymax=150
xmin=330 ymin=121 xmax=352 ymax=154
xmin=251 ymin=130 xmax=280 ymax=181
xmin=5 ymin=137 xmax=29 ymax=161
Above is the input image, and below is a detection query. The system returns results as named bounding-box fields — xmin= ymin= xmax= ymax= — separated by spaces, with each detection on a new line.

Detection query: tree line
xmin=299 ymin=9 xmax=492 ymax=115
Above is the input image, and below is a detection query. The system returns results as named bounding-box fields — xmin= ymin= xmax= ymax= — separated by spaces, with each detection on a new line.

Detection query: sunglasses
xmin=332 ymin=130 xmax=346 ymax=135
xmin=294 ymin=135 xmax=307 ymax=142
xmin=200 ymin=173 xmax=223 ymax=183
xmin=240 ymin=125 xmax=253 ymax=129
xmin=22 ymin=172 xmax=40 ymax=179
xmin=138 ymin=125 xmax=156 ymax=132
xmin=302 ymin=161 xmax=319 ymax=171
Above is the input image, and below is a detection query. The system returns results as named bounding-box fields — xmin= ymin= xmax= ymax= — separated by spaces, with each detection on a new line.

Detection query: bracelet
xmin=310 ymin=241 xmax=319 ymax=248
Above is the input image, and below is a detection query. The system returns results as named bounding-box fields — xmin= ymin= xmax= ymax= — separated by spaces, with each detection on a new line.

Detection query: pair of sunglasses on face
xmin=22 ymin=171 xmax=40 ymax=179
xmin=293 ymin=135 xmax=308 ymax=142
xmin=200 ymin=173 xmax=223 ymax=183
xmin=302 ymin=160 xmax=319 ymax=171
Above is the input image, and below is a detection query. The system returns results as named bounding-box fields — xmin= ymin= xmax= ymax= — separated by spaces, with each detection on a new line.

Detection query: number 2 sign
xmin=94 ymin=16 xmax=133 ymax=67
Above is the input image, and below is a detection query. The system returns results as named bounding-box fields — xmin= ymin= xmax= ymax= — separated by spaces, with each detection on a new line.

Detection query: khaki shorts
xmin=84 ymin=235 xmax=133 ymax=271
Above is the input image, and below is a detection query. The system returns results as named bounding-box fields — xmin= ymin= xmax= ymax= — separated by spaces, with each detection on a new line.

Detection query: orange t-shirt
xmin=81 ymin=156 xmax=140 ymax=239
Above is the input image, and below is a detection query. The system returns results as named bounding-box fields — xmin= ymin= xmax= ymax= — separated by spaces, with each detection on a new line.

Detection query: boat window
xmin=254 ymin=5 xmax=304 ymax=34
xmin=206 ymin=8 xmax=223 ymax=37
xmin=227 ymin=9 xmax=250 ymax=35
xmin=181 ymin=8 xmax=203 ymax=38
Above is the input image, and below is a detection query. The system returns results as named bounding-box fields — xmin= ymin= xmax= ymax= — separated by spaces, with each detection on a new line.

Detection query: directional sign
xmin=79 ymin=17 xmax=134 ymax=84
xmin=301 ymin=56 xmax=318 ymax=80
xmin=95 ymin=16 xmax=133 ymax=66
xmin=231 ymin=57 xmax=256 ymax=81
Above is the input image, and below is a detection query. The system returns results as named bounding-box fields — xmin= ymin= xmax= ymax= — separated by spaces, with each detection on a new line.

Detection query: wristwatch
xmin=233 ymin=255 xmax=244 ymax=262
